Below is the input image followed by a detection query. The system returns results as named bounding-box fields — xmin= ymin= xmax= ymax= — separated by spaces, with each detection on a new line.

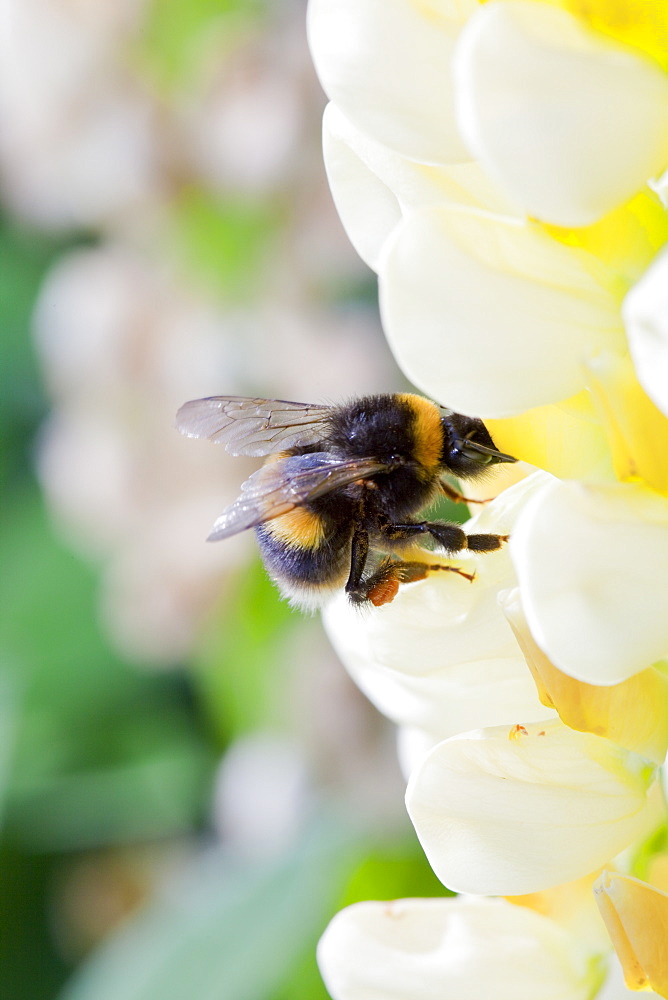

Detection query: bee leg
xmin=427 ymin=523 xmax=509 ymax=552
xmin=344 ymin=523 xmax=370 ymax=602
xmin=394 ymin=561 xmax=475 ymax=584
xmin=362 ymin=558 xmax=475 ymax=608
xmin=440 ymin=481 xmax=493 ymax=505
xmin=380 ymin=520 xmax=508 ymax=554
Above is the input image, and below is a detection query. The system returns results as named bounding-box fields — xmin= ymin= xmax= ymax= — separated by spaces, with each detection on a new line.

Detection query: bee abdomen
xmin=255 ymin=510 xmax=352 ymax=600
xmin=261 ymin=506 xmax=326 ymax=548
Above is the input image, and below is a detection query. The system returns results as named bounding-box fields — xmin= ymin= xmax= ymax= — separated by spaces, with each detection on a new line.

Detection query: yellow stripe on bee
xmin=398 ymin=393 xmax=443 ymax=472
xmin=264 ymin=506 xmax=327 ymax=549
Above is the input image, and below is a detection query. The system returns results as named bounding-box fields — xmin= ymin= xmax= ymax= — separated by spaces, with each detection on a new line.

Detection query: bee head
xmin=440 ymin=412 xmax=516 ymax=479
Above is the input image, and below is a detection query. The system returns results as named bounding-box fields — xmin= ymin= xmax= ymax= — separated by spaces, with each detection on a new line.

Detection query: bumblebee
xmin=176 ymin=393 xmax=516 ymax=608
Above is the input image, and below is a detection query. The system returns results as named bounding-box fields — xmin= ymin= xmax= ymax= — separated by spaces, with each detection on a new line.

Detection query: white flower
xmin=322 ymin=102 xmax=518 ymax=272
xmin=594 ymin=871 xmax=668 ymax=998
xmin=500 ymin=587 xmax=668 ymax=766
xmin=378 ymin=205 xmax=625 ymax=417
xmin=317 ymin=895 xmax=603 ymax=1000
xmin=308 ymin=0 xmax=668 ymax=989
xmin=623 ymin=246 xmax=668 ymax=419
xmin=405 ymin=719 xmax=658 ymax=895
xmin=510 ymin=477 xmax=668 ymax=684
xmin=308 ymin=0 xmax=476 ymax=164
xmin=453 ymin=1 xmax=668 ymax=226
xmin=323 ymin=472 xmax=556 ymax=749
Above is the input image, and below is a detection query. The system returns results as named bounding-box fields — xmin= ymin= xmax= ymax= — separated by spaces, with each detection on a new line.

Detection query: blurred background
xmin=0 ymin=1 xmax=451 ymax=998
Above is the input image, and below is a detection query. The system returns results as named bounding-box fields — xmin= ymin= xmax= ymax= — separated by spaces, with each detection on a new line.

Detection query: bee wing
xmin=175 ymin=396 xmax=333 ymax=457
xmin=207 ymin=452 xmax=388 ymax=541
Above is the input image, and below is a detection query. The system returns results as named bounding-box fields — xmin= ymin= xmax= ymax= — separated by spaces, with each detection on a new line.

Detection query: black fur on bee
xmin=176 ymin=393 xmax=516 ymax=608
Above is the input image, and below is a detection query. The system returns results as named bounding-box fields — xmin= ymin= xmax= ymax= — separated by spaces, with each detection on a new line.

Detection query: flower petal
xmin=318 ymin=895 xmax=601 ymax=1000
xmin=594 ymin=871 xmax=668 ymax=997
xmin=485 ymin=390 xmax=616 ymax=484
xmin=558 ymin=0 xmax=668 ymax=72
xmin=510 ymin=478 xmax=668 ymax=684
xmin=323 ymin=584 xmax=548 ymax=744
xmin=322 ymin=102 xmax=518 ymax=271
xmin=322 ymin=104 xmax=402 ymax=271
xmin=308 ymin=0 xmax=474 ymax=164
xmin=501 ymin=588 xmax=668 ymax=764
xmin=624 ymin=247 xmax=668 ymax=420
xmin=453 ymin=1 xmax=668 ymax=225
xmin=322 ymin=473 xmax=557 ymax=741
xmin=379 ymin=206 xmax=625 ymax=416
xmin=406 ymin=719 xmax=657 ymax=895
xmin=506 ymin=870 xmax=611 ymax=954
xmin=585 ymin=351 xmax=668 ymax=495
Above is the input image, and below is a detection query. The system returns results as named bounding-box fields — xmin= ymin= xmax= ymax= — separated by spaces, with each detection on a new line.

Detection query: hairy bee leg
xmin=359 ymin=558 xmax=475 ymax=608
xmin=440 ymin=481 xmax=492 ymax=505
xmin=394 ymin=561 xmax=475 ymax=584
xmin=466 ymin=532 xmax=509 ymax=552
xmin=345 ymin=523 xmax=370 ymax=596
xmin=379 ymin=520 xmax=508 ymax=554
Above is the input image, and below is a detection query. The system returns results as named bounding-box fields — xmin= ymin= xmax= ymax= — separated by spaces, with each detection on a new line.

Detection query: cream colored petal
xmin=318 ymin=896 xmax=600 ymax=1000
xmin=323 ymin=581 xmax=549 ymax=743
xmin=594 ymin=872 xmax=668 ymax=997
xmin=624 ymin=247 xmax=668 ymax=419
xmin=585 ymin=351 xmax=668 ymax=495
xmin=322 ymin=104 xmax=402 ymax=271
xmin=331 ymin=622 xmax=553 ymax=748
xmin=308 ymin=0 xmax=475 ymax=164
xmin=500 ymin=588 xmax=668 ymax=765
xmin=598 ymin=956 xmax=662 ymax=999
xmin=323 ymin=556 xmax=517 ymax=682
xmin=322 ymin=472 xmax=557 ymax=740
xmin=324 ymin=471 xmax=555 ymax=682
xmin=322 ymin=102 xmax=519 ymax=271
xmin=510 ymin=479 xmax=668 ymax=684
xmin=506 ymin=870 xmax=611 ymax=955
xmin=453 ymin=2 xmax=668 ymax=226
xmin=650 ymin=168 xmax=668 ymax=208
xmin=379 ymin=205 xmax=625 ymax=417
xmin=396 ymin=726 xmax=442 ymax=779
xmin=406 ymin=720 xmax=657 ymax=895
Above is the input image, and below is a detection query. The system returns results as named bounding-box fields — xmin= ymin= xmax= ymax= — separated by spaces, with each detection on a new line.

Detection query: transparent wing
xmin=176 ymin=395 xmax=333 ymax=456
xmin=207 ymin=452 xmax=388 ymax=541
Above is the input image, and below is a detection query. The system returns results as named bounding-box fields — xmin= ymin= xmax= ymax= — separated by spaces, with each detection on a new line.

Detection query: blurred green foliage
xmin=175 ymin=187 xmax=284 ymax=301
xmin=0 ymin=485 xmax=213 ymax=852
xmin=0 ymin=212 xmax=220 ymax=998
xmin=137 ymin=0 xmax=266 ymax=91
xmin=58 ymin=816 xmax=356 ymax=1000
xmin=0 ymin=219 xmax=78 ymax=487
xmin=194 ymin=559 xmax=296 ymax=744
